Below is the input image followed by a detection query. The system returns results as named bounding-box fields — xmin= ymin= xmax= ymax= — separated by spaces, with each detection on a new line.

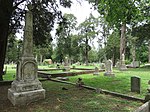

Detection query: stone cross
xmin=8 ymin=4 xmax=45 ymax=106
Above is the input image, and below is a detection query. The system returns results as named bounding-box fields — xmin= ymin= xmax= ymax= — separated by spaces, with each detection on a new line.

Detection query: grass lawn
xmin=3 ymin=65 xmax=150 ymax=98
xmin=68 ymin=67 xmax=150 ymax=98
xmin=0 ymin=81 xmax=142 ymax=112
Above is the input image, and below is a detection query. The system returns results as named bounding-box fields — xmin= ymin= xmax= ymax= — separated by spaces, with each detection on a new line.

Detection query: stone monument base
xmin=93 ymin=72 xmax=99 ymax=76
xmin=119 ymin=65 xmax=127 ymax=71
xmin=8 ymin=88 xmax=45 ymax=106
xmin=64 ymin=66 xmax=70 ymax=71
xmin=104 ymin=72 xmax=115 ymax=77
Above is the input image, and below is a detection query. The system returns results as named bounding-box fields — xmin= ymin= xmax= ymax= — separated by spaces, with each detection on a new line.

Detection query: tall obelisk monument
xmin=8 ymin=4 xmax=45 ymax=106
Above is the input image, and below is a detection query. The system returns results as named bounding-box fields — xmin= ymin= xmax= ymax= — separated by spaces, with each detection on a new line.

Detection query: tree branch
xmin=13 ymin=0 xmax=26 ymax=10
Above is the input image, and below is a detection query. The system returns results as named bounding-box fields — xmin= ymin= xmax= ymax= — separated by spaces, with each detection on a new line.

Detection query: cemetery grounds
xmin=1 ymin=64 xmax=150 ymax=112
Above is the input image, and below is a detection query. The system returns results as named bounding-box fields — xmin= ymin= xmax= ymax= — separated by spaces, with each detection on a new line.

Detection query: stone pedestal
xmin=8 ymin=5 xmax=45 ymax=106
xmin=8 ymin=55 xmax=45 ymax=106
xmin=64 ymin=66 xmax=70 ymax=71
xmin=119 ymin=64 xmax=127 ymax=71
xmin=119 ymin=54 xmax=127 ymax=71
xmin=104 ymin=72 xmax=115 ymax=76
xmin=8 ymin=88 xmax=45 ymax=106
xmin=64 ymin=57 xmax=70 ymax=71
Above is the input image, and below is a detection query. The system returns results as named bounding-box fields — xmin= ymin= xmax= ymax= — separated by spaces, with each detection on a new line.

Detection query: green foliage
xmin=5 ymin=34 xmax=22 ymax=63
xmin=136 ymin=44 xmax=148 ymax=63
xmin=88 ymin=49 xmax=99 ymax=62
xmin=55 ymin=13 xmax=79 ymax=63
xmin=93 ymin=0 xmax=142 ymax=27
xmin=105 ymin=31 xmax=120 ymax=64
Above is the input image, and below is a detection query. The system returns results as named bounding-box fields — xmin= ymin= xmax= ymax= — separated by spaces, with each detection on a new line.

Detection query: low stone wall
xmin=38 ymin=69 xmax=105 ymax=78
xmin=38 ymin=68 xmax=64 ymax=71
xmin=134 ymin=101 xmax=150 ymax=112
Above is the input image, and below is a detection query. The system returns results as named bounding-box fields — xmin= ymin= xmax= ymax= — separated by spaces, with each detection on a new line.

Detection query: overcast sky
xmin=16 ymin=0 xmax=100 ymax=49
xmin=52 ymin=0 xmax=100 ymax=49
xmin=59 ymin=0 xmax=99 ymax=24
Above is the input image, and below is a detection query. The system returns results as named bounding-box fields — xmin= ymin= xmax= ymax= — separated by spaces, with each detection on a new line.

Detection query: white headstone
xmin=104 ymin=59 xmax=115 ymax=76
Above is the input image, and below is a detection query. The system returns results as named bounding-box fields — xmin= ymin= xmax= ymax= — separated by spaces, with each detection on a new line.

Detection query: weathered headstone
xmin=104 ymin=59 xmax=115 ymax=76
xmin=131 ymin=76 xmax=140 ymax=93
xmin=100 ymin=63 xmax=105 ymax=69
xmin=8 ymin=4 xmax=45 ymax=106
xmin=64 ymin=57 xmax=70 ymax=71
xmin=93 ymin=67 xmax=99 ymax=75
xmin=132 ymin=61 xmax=140 ymax=68
xmin=115 ymin=61 xmax=120 ymax=69
xmin=119 ymin=53 xmax=127 ymax=71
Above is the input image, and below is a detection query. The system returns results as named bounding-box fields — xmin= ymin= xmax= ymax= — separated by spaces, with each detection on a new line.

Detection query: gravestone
xmin=93 ymin=67 xmax=99 ymax=75
xmin=131 ymin=76 xmax=140 ymax=93
xmin=8 ymin=4 xmax=45 ymax=106
xmin=145 ymin=80 xmax=150 ymax=102
xmin=64 ymin=57 xmax=70 ymax=71
xmin=100 ymin=63 xmax=105 ymax=69
xmin=132 ymin=61 xmax=140 ymax=68
xmin=115 ymin=61 xmax=120 ymax=69
xmin=119 ymin=53 xmax=127 ymax=71
xmin=104 ymin=59 xmax=115 ymax=76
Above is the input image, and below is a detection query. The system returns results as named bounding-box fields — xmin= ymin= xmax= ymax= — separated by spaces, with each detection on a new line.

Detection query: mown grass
xmin=0 ymin=81 xmax=142 ymax=112
xmin=2 ymin=64 xmax=148 ymax=111
xmin=3 ymin=64 xmax=150 ymax=99
xmin=68 ymin=67 xmax=150 ymax=98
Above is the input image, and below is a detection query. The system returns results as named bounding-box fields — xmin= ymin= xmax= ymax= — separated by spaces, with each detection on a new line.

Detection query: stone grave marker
xmin=104 ymin=59 xmax=115 ymax=76
xmin=100 ymin=63 xmax=105 ymax=69
xmin=8 ymin=4 xmax=45 ymax=106
xmin=64 ymin=57 xmax=70 ymax=71
xmin=131 ymin=76 xmax=140 ymax=93
xmin=93 ymin=67 xmax=99 ymax=75
xmin=119 ymin=53 xmax=127 ymax=71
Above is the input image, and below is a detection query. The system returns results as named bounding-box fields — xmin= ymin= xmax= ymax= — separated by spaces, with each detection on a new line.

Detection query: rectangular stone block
xmin=8 ymin=88 xmax=45 ymax=106
xmin=131 ymin=76 xmax=140 ymax=93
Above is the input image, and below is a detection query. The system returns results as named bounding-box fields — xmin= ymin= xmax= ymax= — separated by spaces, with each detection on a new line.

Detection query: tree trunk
xmin=40 ymin=54 xmax=43 ymax=65
xmin=120 ymin=23 xmax=126 ymax=63
xmin=85 ymin=37 xmax=88 ymax=66
xmin=148 ymin=40 xmax=150 ymax=63
xmin=132 ymin=45 xmax=136 ymax=63
xmin=0 ymin=0 xmax=13 ymax=81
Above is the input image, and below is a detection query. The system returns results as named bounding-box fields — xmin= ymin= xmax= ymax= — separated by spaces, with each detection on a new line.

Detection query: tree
xmin=0 ymin=0 xmax=72 ymax=80
xmin=105 ymin=31 xmax=120 ymax=65
xmin=88 ymin=49 xmax=98 ymax=63
xmin=132 ymin=23 xmax=150 ymax=62
xmin=87 ymin=0 xmax=143 ymax=64
xmin=5 ymin=34 xmax=22 ymax=63
xmin=77 ymin=14 xmax=98 ymax=65
xmin=55 ymin=13 xmax=77 ymax=62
